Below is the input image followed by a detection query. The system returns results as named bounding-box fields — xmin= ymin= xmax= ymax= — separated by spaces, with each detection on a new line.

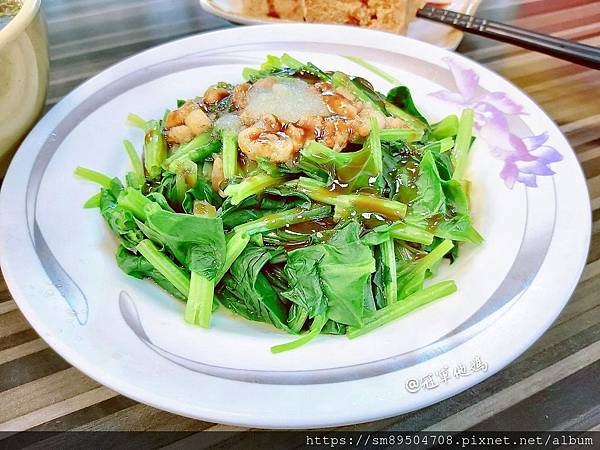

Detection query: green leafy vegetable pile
xmin=75 ymin=54 xmax=482 ymax=353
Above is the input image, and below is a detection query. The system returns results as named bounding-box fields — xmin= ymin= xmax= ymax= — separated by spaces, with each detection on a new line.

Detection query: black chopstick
xmin=416 ymin=6 xmax=600 ymax=70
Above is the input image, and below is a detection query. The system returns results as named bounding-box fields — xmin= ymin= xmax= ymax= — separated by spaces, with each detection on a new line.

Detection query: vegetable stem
xmin=287 ymin=306 xmax=309 ymax=334
xmin=295 ymin=178 xmax=407 ymax=220
xmin=452 ymin=109 xmax=475 ymax=181
xmin=347 ymin=281 xmax=457 ymax=338
xmin=163 ymin=131 xmax=214 ymax=168
xmin=301 ymin=140 xmax=351 ymax=165
xmin=123 ymin=140 xmax=144 ymax=178
xmin=369 ymin=117 xmax=383 ymax=174
xmin=126 ymin=113 xmax=147 ymax=129
xmin=144 ymin=120 xmax=168 ymax=179
xmin=221 ymin=130 xmax=239 ymax=180
xmin=380 ymin=238 xmax=398 ymax=305
xmin=174 ymin=174 xmax=188 ymax=205
xmin=171 ymin=159 xmax=198 ymax=205
xmin=412 ymin=239 xmax=454 ymax=274
xmin=421 ymin=137 xmax=455 ymax=154
xmin=185 ymin=272 xmax=215 ymax=328
xmin=344 ymin=56 xmax=400 ymax=84
xmin=223 ymin=173 xmax=288 ymax=205
xmin=136 ymin=240 xmax=190 ymax=296
xmin=379 ymin=128 xmax=424 ymax=143
xmin=234 ymin=206 xmax=332 ymax=236
xmin=74 ymin=166 xmax=112 ymax=188
xmin=271 ymin=314 xmax=327 ymax=353
xmin=215 ymin=233 xmax=251 ymax=284
xmin=117 ymin=187 xmax=154 ymax=220
xmin=389 ymin=223 xmax=434 ymax=245
xmin=123 ymin=140 xmax=145 ymax=188
xmin=384 ymin=102 xmax=427 ymax=132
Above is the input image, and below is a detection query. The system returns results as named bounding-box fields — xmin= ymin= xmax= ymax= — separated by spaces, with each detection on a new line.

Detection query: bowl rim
xmin=0 ymin=0 xmax=40 ymax=49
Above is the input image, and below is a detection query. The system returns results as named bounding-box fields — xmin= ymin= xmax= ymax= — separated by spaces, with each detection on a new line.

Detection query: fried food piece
xmin=164 ymin=101 xmax=212 ymax=145
xmin=203 ymin=86 xmax=230 ymax=104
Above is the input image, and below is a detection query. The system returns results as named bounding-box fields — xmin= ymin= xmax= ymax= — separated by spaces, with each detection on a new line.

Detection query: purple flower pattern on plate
xmin=430 ymin=57 xmax=562 ymax=188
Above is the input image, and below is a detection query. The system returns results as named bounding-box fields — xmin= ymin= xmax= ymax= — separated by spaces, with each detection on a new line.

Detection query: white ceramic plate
xmin=199 ymin=0 xmax=482 ymax=49
xmin=0 ymin=24 xmax=590 ymax=429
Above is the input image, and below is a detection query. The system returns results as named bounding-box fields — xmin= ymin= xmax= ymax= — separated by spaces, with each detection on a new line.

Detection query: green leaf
xmin=144 ymin=209 xmax=227 ymax=280
xmin=218 ymin=245 xmax=289 ymax=331
xmin=331 ymin=72 xmax=387 ymax=115
xmin=411 ymin=149 xmax=446 ymax=218
xmin=182 ymin=176 xmax=223 ymax=214
xmin=396 ymin=239 xmax=453 ymax=299
xmin=282 ymin=245 xmax=328 ymax=318
xmin=116 ymin=246 xmax=186 ymax=300
xmin=435 ymin=180 xmax=483 ymax=244
xmin=99 ymin=179 xmax=144 ymax=251
xmin=146 ymin=192 xmax=175 ymax=212
xmin=321 ymin=320 xmax=347 ymax=335
xmin=83 ymin=192 xmax=101 ymax=209
xmin=431 ymin=115 xmax=458 ymax=140
xmin=432 ymin=147 xmax=454 ymax=181
xmin=300 ymin=140 xmax=381 ymax=191
xmin=283 ymin=221 xmax=375 ymax=327
xmin=263 ymin=185 xmax=312 ymax=209
xmin=386 ymin=86 xmax=429 ymax=127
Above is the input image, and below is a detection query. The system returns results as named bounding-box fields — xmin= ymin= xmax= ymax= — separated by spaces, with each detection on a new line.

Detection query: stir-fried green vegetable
xmin=76 ymin=54 xmax=481 ymax=353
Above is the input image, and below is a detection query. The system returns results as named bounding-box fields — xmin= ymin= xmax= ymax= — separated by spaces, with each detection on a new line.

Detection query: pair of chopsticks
xmin=417 ymin=6 xmax=600 ymax=69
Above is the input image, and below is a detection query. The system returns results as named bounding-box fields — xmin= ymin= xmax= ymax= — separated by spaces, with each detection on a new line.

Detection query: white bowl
xmin=0 ymin=0 xmax=48 ymax=176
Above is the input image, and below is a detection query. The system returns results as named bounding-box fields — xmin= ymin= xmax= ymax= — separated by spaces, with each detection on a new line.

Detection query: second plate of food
xmin=199 ymin=0 xmax=482 ymax=49
xmin=0 ymin=24 xmax=589 ymax=428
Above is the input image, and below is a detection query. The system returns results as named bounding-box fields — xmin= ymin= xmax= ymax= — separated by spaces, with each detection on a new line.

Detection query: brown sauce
xmin=286 ymin=217 xmax=336 ymax=235
xmin=297 ymin=121 xmax=318 ymax=141
xmin=361 ymin=213 xmax=388 ymax=229
xmin=193 ymin=201 xmax=217 ymax=217
xmin=281 ymin=239 xmax=312 ymax=250
xmin=296 ymin=70 xmax=322 ymax=85
xmin=426 ymin=214 xmax=444 ymax=231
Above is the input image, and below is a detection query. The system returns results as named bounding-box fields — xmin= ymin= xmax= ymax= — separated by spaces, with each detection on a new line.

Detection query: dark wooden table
xmin=1 ymin=0 xmax=599 ymax=435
